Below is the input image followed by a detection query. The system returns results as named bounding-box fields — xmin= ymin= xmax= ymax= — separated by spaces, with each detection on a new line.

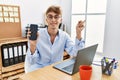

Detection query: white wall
xmin=103 ymin=0 xmax=120 ymax=59
xmin=60 ymin=0 xmax=72 ymax=35
xmin=0 ymin=0 xmax=71 ymax=37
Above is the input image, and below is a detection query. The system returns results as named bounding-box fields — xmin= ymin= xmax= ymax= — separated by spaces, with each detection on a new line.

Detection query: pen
xmin=101 ymin=58 xmax=105 ymax=73
xmin=105 ymin=60 xmax=114 ymax=75
xmin=103 ymin=57 xmax=110 ymax=73
xmin=114 ymin=62 xmax=118 ymax=69
xmin=103 ymin=59 xmax=109 ymax=73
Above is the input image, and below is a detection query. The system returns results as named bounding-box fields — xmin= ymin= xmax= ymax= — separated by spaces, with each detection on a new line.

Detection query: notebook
xmin=53 ymin=44 xmax=98 ymax=75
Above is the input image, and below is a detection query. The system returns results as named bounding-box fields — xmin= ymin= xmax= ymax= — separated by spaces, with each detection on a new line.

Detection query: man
xmin=25 ymin=5 xmax=85 ymax=73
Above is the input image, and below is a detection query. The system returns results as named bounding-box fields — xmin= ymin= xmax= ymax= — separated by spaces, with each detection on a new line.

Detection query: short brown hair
xmin=46 ymin=5 xmax=62 ymax=15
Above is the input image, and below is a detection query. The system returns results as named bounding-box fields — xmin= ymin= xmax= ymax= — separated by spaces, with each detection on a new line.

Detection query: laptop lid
xmin=53 ymin=44 xmax=98 ymax=75
xmin=72 ymin=44 xmax=98 ymax=74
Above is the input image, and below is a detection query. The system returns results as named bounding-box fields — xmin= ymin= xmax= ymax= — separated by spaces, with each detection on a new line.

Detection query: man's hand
xmin=76 ymin=20 xmax=85 ymax=40
xmin=27 ymin=28 xmax=39 ymax=54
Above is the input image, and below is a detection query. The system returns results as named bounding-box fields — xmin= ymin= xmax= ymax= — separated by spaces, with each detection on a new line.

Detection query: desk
xmin=20 ymin=64 xmax=101 ymax=80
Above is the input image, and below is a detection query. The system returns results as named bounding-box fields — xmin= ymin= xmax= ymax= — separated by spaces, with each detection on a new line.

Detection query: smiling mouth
xmin=50 ymin=23 xmax=57 ymax=25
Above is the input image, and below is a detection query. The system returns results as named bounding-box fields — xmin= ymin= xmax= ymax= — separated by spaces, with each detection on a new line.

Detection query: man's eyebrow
xmin=47 ymin=14 xmax=59 ymax=16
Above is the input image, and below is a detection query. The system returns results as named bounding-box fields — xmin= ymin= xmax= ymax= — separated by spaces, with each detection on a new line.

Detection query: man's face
xmin=46 ymin=12 xmax=62 ymax=30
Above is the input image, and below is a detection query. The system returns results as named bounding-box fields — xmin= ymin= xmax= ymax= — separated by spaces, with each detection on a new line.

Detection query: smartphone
xmin=29 ymin=24 xmax=38 ymax=40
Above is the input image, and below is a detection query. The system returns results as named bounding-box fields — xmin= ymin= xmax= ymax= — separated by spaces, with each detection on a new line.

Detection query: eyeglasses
xmin=47 ymin=15 xmax=61 ymax=20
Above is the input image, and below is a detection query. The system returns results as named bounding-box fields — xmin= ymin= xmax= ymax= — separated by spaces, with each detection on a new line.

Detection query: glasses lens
xmin=47 ymin=15 xmax=60 ymax=20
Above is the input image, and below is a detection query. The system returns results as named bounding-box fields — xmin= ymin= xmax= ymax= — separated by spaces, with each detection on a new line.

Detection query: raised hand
xmin=76 ymin=20 xmax=85 ymax=40
xmin=27 ymin=28 xmax=39 ymax=54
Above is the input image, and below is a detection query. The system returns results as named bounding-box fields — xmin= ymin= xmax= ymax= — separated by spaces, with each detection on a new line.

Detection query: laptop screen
xmin=72 ymin=44 xmax=98 ymax=74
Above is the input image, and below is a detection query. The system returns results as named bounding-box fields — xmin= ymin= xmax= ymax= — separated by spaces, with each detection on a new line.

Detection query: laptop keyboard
xmin=62 ymin=64 xmax=74 ymax=72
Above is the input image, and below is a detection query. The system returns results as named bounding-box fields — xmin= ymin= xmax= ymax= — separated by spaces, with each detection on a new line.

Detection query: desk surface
xmin=20 ymin=64 xmax=101 ymax=80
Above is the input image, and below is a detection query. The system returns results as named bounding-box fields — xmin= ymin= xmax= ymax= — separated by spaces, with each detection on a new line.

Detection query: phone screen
xmin=29 ymin=24 xmax=38 ymax=40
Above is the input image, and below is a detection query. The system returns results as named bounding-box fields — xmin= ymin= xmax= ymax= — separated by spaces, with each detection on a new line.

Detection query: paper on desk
xmin=92 ymin=61 xmax=101 ymax=66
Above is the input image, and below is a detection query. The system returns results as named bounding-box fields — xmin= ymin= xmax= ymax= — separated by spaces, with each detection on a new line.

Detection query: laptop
xmin=53 ymin=44 xmax=98 ymax=75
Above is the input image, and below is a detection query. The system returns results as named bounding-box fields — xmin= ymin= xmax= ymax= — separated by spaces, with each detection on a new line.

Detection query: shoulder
xmin=59 ymin=29 xmax=70 ymax=38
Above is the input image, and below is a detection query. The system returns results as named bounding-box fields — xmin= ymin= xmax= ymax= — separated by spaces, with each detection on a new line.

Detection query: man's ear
xmin=60 ymin=18 xmax=62 ymax=23
xmin=59 ymin=18 xmax=62 ymax=24
xmin=45 ymin=19 xmax=48 ymax=25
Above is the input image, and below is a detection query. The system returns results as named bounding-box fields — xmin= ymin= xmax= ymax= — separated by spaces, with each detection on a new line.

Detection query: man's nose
xmin=51 ymin=17 xmax=56 ymax=21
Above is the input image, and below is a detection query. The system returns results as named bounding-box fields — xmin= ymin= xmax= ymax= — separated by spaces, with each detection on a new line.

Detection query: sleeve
xmin=25 ymin=41 xmax=40 ymax=65
xmin=75 ymin=38 xmax=85 ymax=50
xmin=64 ymin=33 xmax=85 ymax=57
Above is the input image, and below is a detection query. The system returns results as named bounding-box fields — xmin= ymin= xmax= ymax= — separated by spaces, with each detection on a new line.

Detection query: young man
xmin=25 ymin=5 xmax=85 ymax=73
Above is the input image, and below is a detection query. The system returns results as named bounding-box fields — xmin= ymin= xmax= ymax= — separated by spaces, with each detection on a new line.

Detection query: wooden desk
xmin=20 ymin=64 xmax=101 ymax=80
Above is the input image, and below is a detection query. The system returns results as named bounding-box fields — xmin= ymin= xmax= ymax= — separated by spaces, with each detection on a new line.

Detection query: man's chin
xmin=51 ymin=26 xmax=58 ymax=29
xmin=51 ymin=28 xmax=57 ymax=30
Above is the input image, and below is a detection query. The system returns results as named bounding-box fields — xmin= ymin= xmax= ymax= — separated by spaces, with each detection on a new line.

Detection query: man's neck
xmin=47 ymin=29 xmax=58 ymax=37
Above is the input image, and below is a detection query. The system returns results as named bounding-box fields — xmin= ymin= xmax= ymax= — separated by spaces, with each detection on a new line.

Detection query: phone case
xmin=29 ymin=24 xmax=38 ymax=40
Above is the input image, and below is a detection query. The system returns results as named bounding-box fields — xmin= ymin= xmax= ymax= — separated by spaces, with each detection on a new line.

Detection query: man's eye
xmin=55 ymin=16 xmax=59 ymax=19
xmin=48 ymin=16 xmax=53 ymax=18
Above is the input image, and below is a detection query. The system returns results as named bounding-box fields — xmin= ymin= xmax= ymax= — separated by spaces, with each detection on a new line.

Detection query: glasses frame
xmin=46 ymin=14 xmax=61 ymax=20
